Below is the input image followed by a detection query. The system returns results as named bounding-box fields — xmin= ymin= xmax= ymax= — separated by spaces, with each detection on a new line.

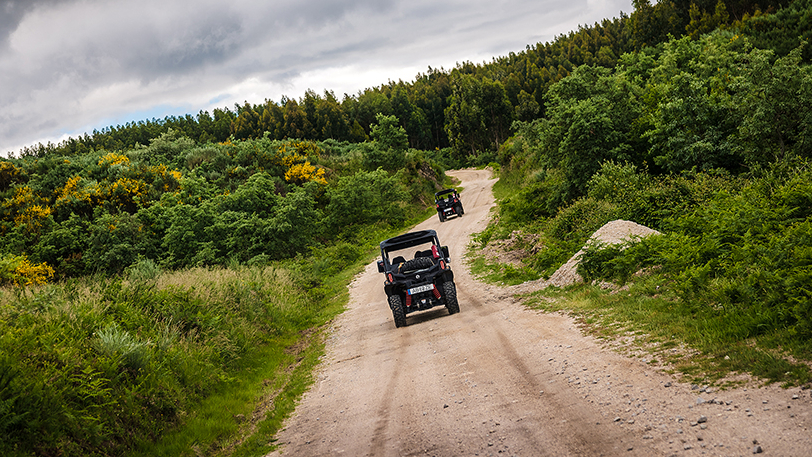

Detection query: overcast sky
xmin=0 ymin=0 xmax=632 ymax=156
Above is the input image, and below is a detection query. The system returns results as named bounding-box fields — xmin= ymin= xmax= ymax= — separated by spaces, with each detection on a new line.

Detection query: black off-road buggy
xmin=434 ymin=188 xmax=464 ymax=222
xmin=377 ymin=230 xmax=460 ymax=328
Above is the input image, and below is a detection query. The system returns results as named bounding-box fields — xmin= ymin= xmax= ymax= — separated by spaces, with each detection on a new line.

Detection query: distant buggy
xmin=377 ymin=230 xmax=460 ymax=328
xmin=435 ymin=188 xmax=464 ymax=222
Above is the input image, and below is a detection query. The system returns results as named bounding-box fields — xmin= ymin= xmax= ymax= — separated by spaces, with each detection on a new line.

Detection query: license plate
xmin=408 ymin=284 xmax=435 ymax=295
xmin=444 ymin=208 xmax=453 ymax=212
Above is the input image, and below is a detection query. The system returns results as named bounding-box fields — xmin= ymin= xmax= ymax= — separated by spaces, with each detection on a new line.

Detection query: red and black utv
xmin=377 ymin=230 xmax=459 ymax=328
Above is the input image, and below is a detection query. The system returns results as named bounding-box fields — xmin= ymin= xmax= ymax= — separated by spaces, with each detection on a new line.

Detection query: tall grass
xmin=0 ymin=261 xmax=340 ymax=457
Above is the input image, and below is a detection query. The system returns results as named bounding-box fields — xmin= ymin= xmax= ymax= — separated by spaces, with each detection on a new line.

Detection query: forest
xmin=1 ymin=0 xmax=812 ymax=456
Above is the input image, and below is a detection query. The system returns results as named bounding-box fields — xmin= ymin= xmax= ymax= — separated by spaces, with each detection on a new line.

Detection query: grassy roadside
xmin=467 ymin=156 xmax=812 ymax=390
xmin=127 ymin=263 xmax=353 ymax=457
xmin=467 ymin=241 xmax=812 ymax=390
xmin=127 ymin=329 xmax=323 ymax=457
xmin=526 ymin=281 xmax=810 ymax=387
xmin=0 ymin=260 xmax=347 ymax=457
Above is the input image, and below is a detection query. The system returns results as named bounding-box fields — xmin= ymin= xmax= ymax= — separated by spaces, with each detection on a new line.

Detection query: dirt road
xmin=268 ymin=169 xmax=811 ymax=456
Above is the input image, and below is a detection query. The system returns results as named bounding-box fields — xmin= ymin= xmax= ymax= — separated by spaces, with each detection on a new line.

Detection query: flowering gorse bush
xmin=0 ymin=161 xmax=24 ymax=190
xmin=0 ymin=253 xmax=54 ymax=285
xmin=2 ymin=186 xmax=52 ymax=232
xmin=284 ymin=161 xmax=327 ymax=185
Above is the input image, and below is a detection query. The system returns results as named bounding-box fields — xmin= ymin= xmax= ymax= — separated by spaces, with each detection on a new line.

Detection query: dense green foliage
xmin=0 ymin=120 xmax=448 ymax=455
xmin=0 ymin=123 xmax=450 ymax=455
xmin=577 ymin=160 xmax=812 ymax=341
xmin=9 ymin=0 xmax=800 ymax=162
xmin=3 ymin=1 xmax=812 ymax=455
xmin=497 ymin=28 xmax=811 ymax=225
xmin=1 ymin=123 xmax=450 ymax=281
xmin=481 ymin=2 xmax=812 ymax=383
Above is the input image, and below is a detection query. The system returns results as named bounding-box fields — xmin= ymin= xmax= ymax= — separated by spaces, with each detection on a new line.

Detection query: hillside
xmin=1 ymin=1 xmax=812 ymax=456
xmin=0 ymin=117 xmax=451 ymax=456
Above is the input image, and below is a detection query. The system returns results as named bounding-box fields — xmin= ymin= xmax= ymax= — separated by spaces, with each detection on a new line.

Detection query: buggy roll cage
xmin=434 ymin=189 xmax=458 ymax=201
xmin=377 ymin=229 xmax=450 ymax=272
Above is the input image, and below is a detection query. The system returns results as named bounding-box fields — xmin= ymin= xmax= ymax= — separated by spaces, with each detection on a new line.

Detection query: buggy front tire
xmin=389 ymin=294 xmax=407 ymax=328
xmin=443 ymin=281 xmax=460 ymax=314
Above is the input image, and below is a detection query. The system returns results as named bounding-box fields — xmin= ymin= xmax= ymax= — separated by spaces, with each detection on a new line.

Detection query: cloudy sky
xmin=0 ymin=0 xmax=632 ymax=156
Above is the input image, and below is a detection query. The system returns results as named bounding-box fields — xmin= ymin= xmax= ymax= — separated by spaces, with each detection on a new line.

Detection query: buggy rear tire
xmin=443 ymin=281 xmax=460 ymax=314
xmin=389 ymin=294 xmax=407 ymax=328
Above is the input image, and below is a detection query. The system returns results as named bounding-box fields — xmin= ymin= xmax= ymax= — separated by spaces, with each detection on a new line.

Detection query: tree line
xmin=11 ymin=0 xmax=802 ymax=162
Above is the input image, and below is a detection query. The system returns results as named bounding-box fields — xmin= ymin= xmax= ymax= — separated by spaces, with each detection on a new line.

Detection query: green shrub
xmin=547 ymin=197 xmax=618 ymax=242
xmin=309 ymin=241 xmax=364 ymax=277
xmin=85 ymin=211 xmax=146 ymax=274
xmin=0 ymin=253 xmax=55 ymax=286
xmin=499 ymin=168 xmax=568 ymax=223
xmin=326 ymin=168 xmax=408 ymax=234
xmin=31 ymin=213 xmax=89 ymax=277
xmin=577 ymin=240 xmax=629 ymax=283
xmin=577 ymin=237 xmax=660 ymax=284
xmin=578 ymin=161 xmax=812 ymax=339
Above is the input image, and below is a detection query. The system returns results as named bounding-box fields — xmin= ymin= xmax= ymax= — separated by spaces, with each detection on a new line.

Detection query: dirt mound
xmin=509 ymin=220 xmax=660 ymax=293
xmin=480 ymin=230 xmax=540 ymax=267
xmin=548 ymin=219 xmax=660 ymax=287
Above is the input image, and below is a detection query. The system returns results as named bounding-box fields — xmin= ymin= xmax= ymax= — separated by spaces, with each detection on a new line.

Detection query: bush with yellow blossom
xmin=0 ymin=253 xmax=54 ymax=286
xmin=284 ymin=161 xmax=327 ymax=185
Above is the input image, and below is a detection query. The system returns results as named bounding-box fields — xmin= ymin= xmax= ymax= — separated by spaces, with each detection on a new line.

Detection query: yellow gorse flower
xmin=2 ymin=186 xmax=52 ymax=230
xmin=284 ymin=161 xmax=327 ymax=185
xmin=54 ymin=176 xmax=96 ymax=213
xmin=8 ymin=185 xmax=34 ymax=207
xmin=0 ymin=254 xmax=54 ymax=286
xmin=14 ymin=204 xmax=52 ymax=229
xmin=280 ymin=153 xmax=305 ymax=168
xmin=147 ymin=164 xmax=183 ymax=192
xmin=57 ymin=176 xmax=82 ymax=200
xmin=98 ymin=152 xmax=130 ymax=167
xmin=0 ymin=161 xmax=22 ymax=189
xmin=14 ymin=258 xmax=54 ymax=285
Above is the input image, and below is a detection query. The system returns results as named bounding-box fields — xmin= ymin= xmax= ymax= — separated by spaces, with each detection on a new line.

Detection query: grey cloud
xmin=1 ymin=0 xmax=630 ymax=154
xmin=114 ymin=17 xmax=245 ymax=81
xmin=0 ymin=0 xmax=71 ymax=48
